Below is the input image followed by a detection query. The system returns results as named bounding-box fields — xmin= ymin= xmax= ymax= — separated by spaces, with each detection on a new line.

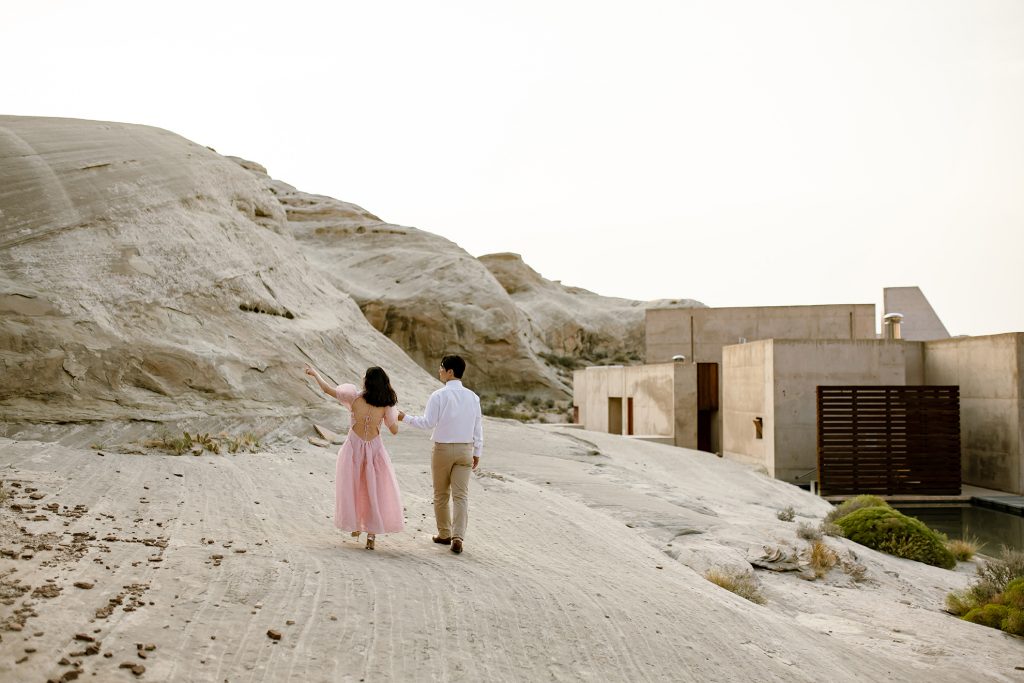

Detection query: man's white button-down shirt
xmin=403 ymin=380 xmax=484 ymax=458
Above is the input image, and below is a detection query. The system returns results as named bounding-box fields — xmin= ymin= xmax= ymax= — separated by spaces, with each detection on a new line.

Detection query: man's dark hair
xmin=441 ymin=355 xmax=466 ymax=379
xmin=362 ymin=366 xmax=398 ymax=407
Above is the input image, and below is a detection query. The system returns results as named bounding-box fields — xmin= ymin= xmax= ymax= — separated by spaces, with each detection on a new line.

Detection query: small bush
xmin=836 ymin=507 xmax=956 ymax=569
xmin=226 ymin=432 xmax=261 ymax=454
xmin=951 ymin=552 xmax=1024 ymax=635
xmin=1001 ymin=577 xmax=1024 ymax=610
xmin=824 ymin=495 xmax=891 ymax=524
xmin=820 ymin=521 xmax=845 ymax=538
xmin=808 ymin=540 xmax=839 ymax=578
xmin=946 ymin=591 xmax=972 ymax=616
xmin=704 ymin=568 xmax=766 ymax=605
xmin=946 ymin=537 xmax=982 ymax=562
xmin=1001 ymin=608 xmax=1024 ymax=636
xmin=797 ymin=522 xmax=822 ymax=541
xmin=976 ymin=547 xmax=1024 ymax=595
xmin=841 ymin=559 xmax=868 ymax=583
xmin=776 ymin=506 xmax=795 ymax=522
xmin=963 ymin=604 xmax=1011 ymax=629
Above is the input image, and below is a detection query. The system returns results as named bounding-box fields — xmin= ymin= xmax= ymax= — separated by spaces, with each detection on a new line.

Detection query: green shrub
xmin=976 ymin=547 xmax=1024 ymax=595
xmin=1001 ymin=609 xmax=1024 ymax=636
xmin=836 ymin=507 xmax=956 ymax=569
xmin=824 ymin=495 xmax=890 ymax=524
xmin=1001 ymin=577 xmax=1024 ymax=610
xmin=946 ymin=591 xmax=973 ymax=616
xmin=963 ymin=604 xmax=1010 ymax=629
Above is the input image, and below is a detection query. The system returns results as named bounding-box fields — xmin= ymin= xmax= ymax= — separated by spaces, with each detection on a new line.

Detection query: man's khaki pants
xmin=432 ymin=442 xmax=473 ymax=540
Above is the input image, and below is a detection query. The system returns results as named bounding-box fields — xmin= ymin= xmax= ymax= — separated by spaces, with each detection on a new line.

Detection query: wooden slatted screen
xmin=817 ymin=386 xmax=960 ymax=496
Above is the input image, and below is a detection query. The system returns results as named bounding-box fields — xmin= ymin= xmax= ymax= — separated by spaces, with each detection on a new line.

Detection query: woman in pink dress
xmin=304 ymin=364 xmax=405 ymax=550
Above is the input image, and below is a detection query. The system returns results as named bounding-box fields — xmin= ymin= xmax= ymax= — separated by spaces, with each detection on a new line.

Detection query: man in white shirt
xmin=399 ymin=355 xmax=483 ymax=555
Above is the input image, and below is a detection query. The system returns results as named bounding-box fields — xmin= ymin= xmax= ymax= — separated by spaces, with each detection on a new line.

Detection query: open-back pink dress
xmin=332 ymin=383 xmax=404 ymax=534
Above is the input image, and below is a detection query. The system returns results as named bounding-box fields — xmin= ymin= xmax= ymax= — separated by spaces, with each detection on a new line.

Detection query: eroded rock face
xmin=480 ymin=252 xmax=704 ymax=384
xmin=235 ymin=162 xmax=568 ymax=397
xmin=0 ymin=116 xmax=437 ymax=423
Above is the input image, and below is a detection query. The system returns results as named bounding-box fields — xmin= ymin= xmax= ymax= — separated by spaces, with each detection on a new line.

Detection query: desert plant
xmin=820 ymin=521 xmax=845 ymax=538
xmin=807 ymin=540 xmax=839 ymax=578
xmin=975 ymin=547 xmax=1024 ymax=595
xmin=946 ymin=536 xmax=982 ymax=562
xmin=835 ymin=506 xmax=956 ymax=569
xmin=704 ymin=568 xmax=765 ymax=605
xmin=946 ymin=591 xmax=973 ymax=616
xmin=796 ymin=522 xmax=822 ymax=541
xmin=776 ymin=506 xmax=795 ymax=522
xmin=841 ymin=558 xmax=868 ymax=582
xmin=145 ymin=432 xmax=193 ymax=455
xmin=824 ymin=495 xmax=890 ymax=524
xmin=1001 ymin=608 xmax=1024 ymax=636
xmin=225 ymin=432 xmax=261 ymax=454
xmin=963 ymin=604 xmax=1011 ymax=629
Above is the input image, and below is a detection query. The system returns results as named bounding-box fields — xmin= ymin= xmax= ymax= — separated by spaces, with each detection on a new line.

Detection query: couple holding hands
xmin=304 ymin=355 xmax=483 ymax=554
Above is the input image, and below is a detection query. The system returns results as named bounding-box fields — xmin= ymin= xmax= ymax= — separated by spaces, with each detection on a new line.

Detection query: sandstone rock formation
xmin=233 ymin=162 xmax=569 ymax=398
xmin=0 ymin=116 xmax=437 ymax=424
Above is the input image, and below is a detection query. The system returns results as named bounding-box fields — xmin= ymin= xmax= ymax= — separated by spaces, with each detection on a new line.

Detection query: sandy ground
xmin=1 ymin=420 xmax=1022 ymax=682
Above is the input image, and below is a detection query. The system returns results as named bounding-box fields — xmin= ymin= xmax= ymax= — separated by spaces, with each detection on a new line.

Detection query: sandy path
xmin=1 ymin=421 xmax=1021 ymax=682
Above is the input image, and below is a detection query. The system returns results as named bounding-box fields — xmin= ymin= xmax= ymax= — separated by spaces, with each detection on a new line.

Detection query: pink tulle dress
xmin=332 ymin=383 xmax=405 ymax=535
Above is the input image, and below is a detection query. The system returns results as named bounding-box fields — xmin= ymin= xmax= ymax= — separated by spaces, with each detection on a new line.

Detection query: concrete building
xmin=573 ymin=291 xmax=1024 ymax=495
xmin=571 ymin=363 xmax=697 ymax=447
xmin=644 ymin=304 xmax=876 ymax=452
xmin=922 ymin=333 xmax=1024 ymax=494
xmin=883 ymin=286 xmax=951 ymax=341
xmin=721 ymin=333 xmax=1024 ymax=494
xmin=722 ymin=339 xmax=921 ymax=483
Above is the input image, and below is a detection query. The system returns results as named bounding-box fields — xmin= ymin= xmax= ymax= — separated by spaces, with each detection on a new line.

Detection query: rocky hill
xmin=0 ymin=116 xmax=437 ymax=424
xmin=0 ymin=115 xmax=702 ymax=425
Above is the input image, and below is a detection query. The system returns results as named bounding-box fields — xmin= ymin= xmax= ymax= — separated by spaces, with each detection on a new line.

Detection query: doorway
xmin=608 ymin=397 xmax=623 ymax=435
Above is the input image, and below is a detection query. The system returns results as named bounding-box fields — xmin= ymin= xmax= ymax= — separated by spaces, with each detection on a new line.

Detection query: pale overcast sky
xmin=3 ymin=1 xmax=1023 ymax=336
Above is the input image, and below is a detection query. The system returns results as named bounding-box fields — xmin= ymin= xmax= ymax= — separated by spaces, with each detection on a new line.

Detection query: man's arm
xmin=400 ymin=392 xmax=440 ymax=430
xmin=471 ymin=401 xmax=483 ymax=470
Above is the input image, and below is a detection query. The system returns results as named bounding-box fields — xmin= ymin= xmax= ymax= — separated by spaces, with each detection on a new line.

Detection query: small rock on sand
xmin=74 ymin=581 xmax=95 ymax=589
xmin=267 ymin=629 xmax=282 ymax=640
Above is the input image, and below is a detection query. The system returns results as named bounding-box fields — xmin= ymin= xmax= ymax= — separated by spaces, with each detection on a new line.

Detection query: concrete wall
xmin=722 ymin=340 xmax=773 ymax=473
xmin=572 ymin=363 xmax=680 ymax=439
xmin=646 ymin=304 xmax=876 ymax=453
xmin=722 ymin=339 xmax=911 ymax=482
xmin=646 ymin=304 xmax=877 ymax=365
xmin=923 ymin=333 xmax=1024 ymax=494
xmin=884 ymin=286 xmax=950 ymax=341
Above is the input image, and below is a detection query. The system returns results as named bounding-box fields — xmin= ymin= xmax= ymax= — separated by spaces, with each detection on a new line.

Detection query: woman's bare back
xmin=350 ymin=397 xmax=389 ymax=439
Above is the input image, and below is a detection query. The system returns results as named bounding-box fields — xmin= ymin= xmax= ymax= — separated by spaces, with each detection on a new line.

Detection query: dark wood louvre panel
xmin=817 ymin=386 xmax=960 ymax=496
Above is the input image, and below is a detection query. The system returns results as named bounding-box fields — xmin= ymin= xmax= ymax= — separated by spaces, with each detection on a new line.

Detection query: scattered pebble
xmin=74 ymin=633 xmax=95 ymax=642
xmin=74 ymin=581 xmax=95 ymax=590
xmin=267 ymin=629 xmax=282 ymax=641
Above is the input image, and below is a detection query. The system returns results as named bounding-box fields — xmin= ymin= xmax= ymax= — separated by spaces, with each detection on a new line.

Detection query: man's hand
xmin=472 ymin=456 xmax=479 ymax=470
xmin=398 ymin=410 xmax=406 ymax=422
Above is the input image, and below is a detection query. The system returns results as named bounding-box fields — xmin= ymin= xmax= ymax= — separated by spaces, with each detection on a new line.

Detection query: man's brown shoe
xmin=432 ymin=535 xmax=452 ymax=545
xmin=451 ymin=538 xmax=463 ymax=554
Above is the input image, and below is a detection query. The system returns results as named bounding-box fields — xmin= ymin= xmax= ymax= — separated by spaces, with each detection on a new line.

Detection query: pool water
xmin=894 ymin=504 xmax=1024 ymax=555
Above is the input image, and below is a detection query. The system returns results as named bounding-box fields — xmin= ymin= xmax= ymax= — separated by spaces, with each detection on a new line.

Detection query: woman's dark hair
xmin=362 ymin=366 xmax=398 ymax=407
